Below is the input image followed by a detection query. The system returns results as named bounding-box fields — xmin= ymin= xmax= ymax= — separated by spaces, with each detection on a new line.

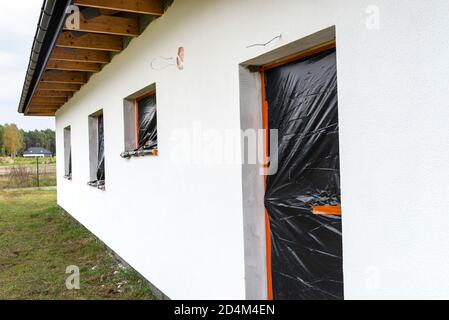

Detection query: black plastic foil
xmin=264 ymin=49 xmax=343 ymax=300
xmin=68 ymin=149 xmax=72 ymax=176
xmin=137 ymin=95 xmax=158 ymax=150
xmin=96 ymin=115 xmax=105 ymax=182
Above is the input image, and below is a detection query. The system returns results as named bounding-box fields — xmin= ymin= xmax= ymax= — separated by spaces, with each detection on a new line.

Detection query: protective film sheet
xmin=96 ymin=115 xmax=105 ymax=182
xmin=137 ymin=95 xmax=158 ymax=150
xmin=264 ymin=49 xmax=343 ymax=300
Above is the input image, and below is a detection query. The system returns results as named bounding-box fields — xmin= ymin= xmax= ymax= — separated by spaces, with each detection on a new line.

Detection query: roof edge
xmin=18 ymin=0 xmax=72 ymax=115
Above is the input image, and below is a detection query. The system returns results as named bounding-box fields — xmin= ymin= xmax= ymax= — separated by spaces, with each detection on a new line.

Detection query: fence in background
xmin=0 ymin=157 xmax=56 ymax=189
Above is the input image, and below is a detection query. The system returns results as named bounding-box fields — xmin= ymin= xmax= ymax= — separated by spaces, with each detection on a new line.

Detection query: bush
xmin=8 ymin=166 xmax=34 ymax=188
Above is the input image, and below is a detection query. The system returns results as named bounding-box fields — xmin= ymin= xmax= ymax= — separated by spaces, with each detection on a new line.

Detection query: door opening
xmin=261 ymin=43 xmax=343 ymax=300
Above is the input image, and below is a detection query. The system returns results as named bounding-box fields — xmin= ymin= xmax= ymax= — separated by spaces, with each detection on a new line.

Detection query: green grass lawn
xmin=0 ymin=189 xmax=156 ymax=300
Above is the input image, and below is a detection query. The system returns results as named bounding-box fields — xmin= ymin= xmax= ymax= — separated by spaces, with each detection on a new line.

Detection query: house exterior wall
xmin=55 ymin=0 xmax=449 ymax=299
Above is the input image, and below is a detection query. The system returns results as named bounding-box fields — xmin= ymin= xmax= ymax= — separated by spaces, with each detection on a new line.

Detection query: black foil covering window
xmin=137 ymin=95 xmax=158 ymax=150
xmin=64 ymin=150 xmax=72 ymax=180
xmin=264 ymin=49 xmax=343 ymax=300
xmin=68 ymin=149 xmax=72 ymax=177
xmin=97 ymin=115 xmax=105 ymax=182
xmin=89 ymin=115 xmax=105 ymax=188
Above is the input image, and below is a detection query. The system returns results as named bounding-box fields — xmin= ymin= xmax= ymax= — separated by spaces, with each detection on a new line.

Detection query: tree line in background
xmin=0 ymin=124 xmax=55 ymax=157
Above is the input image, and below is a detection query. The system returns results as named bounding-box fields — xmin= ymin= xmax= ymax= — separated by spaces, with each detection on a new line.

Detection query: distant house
xmin=23 ymin=147 xmax=52 ymax=158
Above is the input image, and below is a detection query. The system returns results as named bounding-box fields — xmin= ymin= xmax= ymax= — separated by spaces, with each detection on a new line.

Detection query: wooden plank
xmin=30 ymin=103 xmax=65 ymax=109
xmin=28 ymin=107 xmax=63 ymax=112
xmin=66 ymin=14 xmax=140 ymax=37
xmin=50 ymin=47 xmax=110 ymax=64
xmin=28 ymin=112 xmax=60 ymax=115
xmin=28 ymin=106 xmax=61 ymax=112
xmin=31 ymin=97 xmax=68 ymax=105
xmin=57 ymin=31 xmax=123 ymax=52
xmin=38 ymin=83 xmax=81 ymax=91
xmin=74 ymin=0 xmax=164 ymax=15
xmin=26 ymin=112 xmax=57 ymax=117
xmin=35 ymin=90 xmax=73 ymax=98
xmin=99 ymin=9 xmax=121 ymax=15
xmin=28 ymin=107 xmax=61 ymax=111
xmin=28 ymin=104 xmax=61 ymax=108
xmin=47 ymin=60 xmax=101 ymax=72
xmin=41 ymin=71 xmax=87 ymax=84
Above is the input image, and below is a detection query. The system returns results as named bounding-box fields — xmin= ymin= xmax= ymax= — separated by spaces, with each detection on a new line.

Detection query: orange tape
xmin=312 ymin=205 xmax=342 ymax=216
xmin=260 ymin=68 xmax=274 ymax=301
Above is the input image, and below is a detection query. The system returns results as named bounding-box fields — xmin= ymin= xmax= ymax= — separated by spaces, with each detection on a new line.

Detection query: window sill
xmin=120 ymin=148 xmax=158 ymax=159
xmin=87 ymin=181 xmax=106 ymax=191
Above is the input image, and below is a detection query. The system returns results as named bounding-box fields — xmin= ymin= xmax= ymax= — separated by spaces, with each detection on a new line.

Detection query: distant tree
xmin=3 ymin=124 xmax=24 ymax=158
xmin=0 ymin=124 xmax=4 ymax=155
xmin=20 ymin=129 xmax=56 ymax=154
xmin=19 ymin=129 xmax=27 ymax=154
xmin=0 ymin=124 xmax=55 ymax=157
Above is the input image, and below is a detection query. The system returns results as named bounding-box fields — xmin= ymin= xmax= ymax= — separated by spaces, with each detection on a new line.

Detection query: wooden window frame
xmin=134 ymin=90 xmax=158 ymax=156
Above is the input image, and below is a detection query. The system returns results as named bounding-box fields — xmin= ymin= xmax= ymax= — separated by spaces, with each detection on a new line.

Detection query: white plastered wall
xmin=55 ymin=0 xmax=449 ymax=299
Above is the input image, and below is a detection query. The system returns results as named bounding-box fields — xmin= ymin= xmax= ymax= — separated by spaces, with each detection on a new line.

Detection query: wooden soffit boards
xmin=26 ymin=0 xmax=166 ymax=116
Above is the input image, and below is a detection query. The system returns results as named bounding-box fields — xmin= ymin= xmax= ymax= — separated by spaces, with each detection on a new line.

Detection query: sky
xmin=0 ymin=1 xmax=55 ymax=131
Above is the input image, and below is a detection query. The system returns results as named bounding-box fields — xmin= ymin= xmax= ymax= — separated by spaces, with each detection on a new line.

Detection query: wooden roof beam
xmin=74 ymin=0 xmax=164 ymax=15
xmin=31 ymin=97 xmax=68 ymax=105
xmin=50 ymin=47 xmax=110 ymax=64
xmin=47 ymin=60 xmax=102 ymax=73
xmin=66 ymin=14 xmax=140 ymax=37
xmin=57 ymin=31 xmax=123 ymax=52
xmin=28 ymin=106 xmax=61 ymax=112
xmin=35 ymin=90 xmax=73 ymax=98
xmin=38 ymin=83 xmax=82 ymax=92
xmin=26 ymin=112 xmax=58 ymax=117
xmin=41 ymin=71 xmax=87 ymax=84
xmin=28 ymin=105 xmax=61 ymax=110
xmin=99 ymin=9 xmax=121 ymax=16
xmin=28 ymin=109 xmax=62 ymax=115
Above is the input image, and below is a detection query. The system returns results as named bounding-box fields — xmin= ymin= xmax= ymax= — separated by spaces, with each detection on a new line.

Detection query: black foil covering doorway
xmin=263 ymin=48 xmax=343 ymax=300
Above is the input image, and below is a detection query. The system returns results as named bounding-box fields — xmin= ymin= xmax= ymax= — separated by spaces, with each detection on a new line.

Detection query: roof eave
xmin=18 ymin=0 xmax=72 ymax=115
